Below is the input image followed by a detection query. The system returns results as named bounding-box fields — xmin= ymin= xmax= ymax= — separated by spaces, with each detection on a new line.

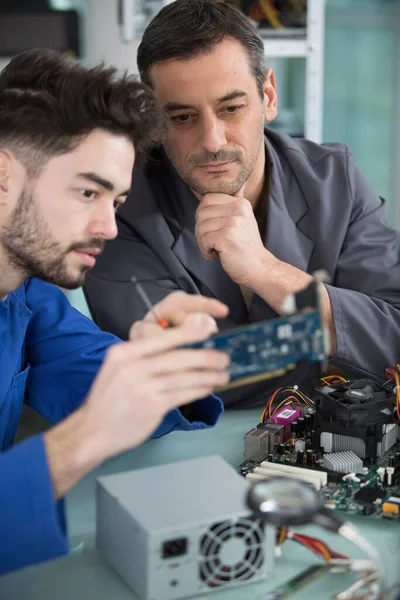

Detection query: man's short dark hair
xmin=137 ymin=0 xmax=267 ymax=99
xmin=0 ymin=48 xmax=162 ymax=175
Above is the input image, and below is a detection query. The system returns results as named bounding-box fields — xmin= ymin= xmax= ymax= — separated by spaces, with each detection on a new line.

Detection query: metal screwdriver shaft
xmin=131 ymin=276 xmax=168 ymax=328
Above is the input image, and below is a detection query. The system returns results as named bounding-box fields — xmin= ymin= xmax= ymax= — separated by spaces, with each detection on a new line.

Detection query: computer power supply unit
xmin=96 ymin=455 xmax=275 ymax=600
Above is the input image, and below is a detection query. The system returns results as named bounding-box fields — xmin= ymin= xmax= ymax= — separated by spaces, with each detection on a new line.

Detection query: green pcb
xmin=239 ymin=441 xmax=400 ymax=520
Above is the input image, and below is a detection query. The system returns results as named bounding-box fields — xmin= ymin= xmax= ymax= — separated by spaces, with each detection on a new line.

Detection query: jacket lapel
xmin=264 ymin=135 xmax=314 ymax=271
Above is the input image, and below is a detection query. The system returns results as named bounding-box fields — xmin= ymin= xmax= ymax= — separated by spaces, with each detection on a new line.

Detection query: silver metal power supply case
xmin=96 ymin=455 xmax=275 ymax=600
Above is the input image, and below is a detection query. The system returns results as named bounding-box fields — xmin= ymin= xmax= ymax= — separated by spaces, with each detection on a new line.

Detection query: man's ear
xmin=0 ymin=152 xmax=10 ymax=204
xmin=263 ymin=68 xmax=278 ymax=123
xmin=0 ymin=150 xmax=25 ymax=209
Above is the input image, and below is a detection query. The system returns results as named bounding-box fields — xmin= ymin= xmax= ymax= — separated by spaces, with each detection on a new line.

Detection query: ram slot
xmin=245 ymin=472 xmax=270 ymax=483
xmin=253 ymin=466 xmax=321 ymax=491
xmin=260 ymin=460 xmax=327 ymax=486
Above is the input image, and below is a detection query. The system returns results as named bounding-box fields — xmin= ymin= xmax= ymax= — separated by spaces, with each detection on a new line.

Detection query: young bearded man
xmin=85 ymin=0 xmax=400 ymax=408
xmin=0 ymin=48 xmax=231 ymax=575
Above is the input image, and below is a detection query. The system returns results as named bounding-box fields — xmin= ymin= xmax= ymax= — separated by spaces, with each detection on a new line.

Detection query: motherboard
xmin=240 ymin=441 xmax=400 ymax=520
xmin=190 ymin=279 xmax=400 ymax=521
xmin=240 ymin=377 xmax=400 ymax=520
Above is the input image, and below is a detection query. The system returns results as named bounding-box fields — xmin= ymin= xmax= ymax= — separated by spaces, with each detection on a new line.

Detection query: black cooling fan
xmin=313 ymin=379 xmax=397 ymax=460
xmin=199 ymin=517 xmax=265 ymax=587
xmin=314 ymin=379 xmax=395 ymax=428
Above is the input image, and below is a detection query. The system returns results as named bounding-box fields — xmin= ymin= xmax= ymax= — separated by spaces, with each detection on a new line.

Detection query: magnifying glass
xmin=246 ymin=477 xmax=386 ymax=595
xmin=246 ymin=477 xmax=344 ymax=531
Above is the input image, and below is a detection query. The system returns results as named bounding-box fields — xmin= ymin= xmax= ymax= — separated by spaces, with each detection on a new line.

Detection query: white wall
xmin=84 ymin=0 xmax=141 ymax=73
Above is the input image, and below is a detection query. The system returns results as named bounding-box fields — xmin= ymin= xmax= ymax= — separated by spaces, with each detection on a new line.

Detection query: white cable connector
xmin=377 ymin=467 xmax=385 ymax=483
xmin=342 ymin=473 xmax=360 ymax=483
xmin=386 ymin=466 xmax=395 ymax=486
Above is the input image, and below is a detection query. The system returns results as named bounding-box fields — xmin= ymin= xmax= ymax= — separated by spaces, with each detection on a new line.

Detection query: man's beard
xmin=0 ymin=187 xmax=104 ymax=290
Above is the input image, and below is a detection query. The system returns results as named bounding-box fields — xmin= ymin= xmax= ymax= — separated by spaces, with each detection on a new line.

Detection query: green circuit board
xmin=189 ymin=308 xmax=327 ymax=390
xmin=239 ymin=440 xmax=400 ymax=520
xmin=263 ymin=564 xmax=333 ymax=600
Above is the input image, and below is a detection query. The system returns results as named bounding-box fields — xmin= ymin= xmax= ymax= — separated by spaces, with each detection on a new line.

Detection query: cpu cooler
xmin=313 ymin=379 xmax=397 ymax=461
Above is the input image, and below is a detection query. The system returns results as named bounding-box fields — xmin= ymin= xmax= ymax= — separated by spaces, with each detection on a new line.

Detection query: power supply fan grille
xmin=199 ymin=517 xmax=265 ymax=588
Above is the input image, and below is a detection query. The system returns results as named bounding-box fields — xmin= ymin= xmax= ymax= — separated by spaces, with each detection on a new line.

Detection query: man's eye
xmin=171 ymin=114 xmax=192 ymax=123
xmin=224 ymin=105 xmax=243 ymax=114
xmin=113 ymin=200 xmax=121 ymax=213
xmin=80 ymin=189 xmax=97 ymax=199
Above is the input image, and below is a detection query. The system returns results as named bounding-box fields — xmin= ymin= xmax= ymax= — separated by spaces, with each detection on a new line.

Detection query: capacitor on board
xmin=304 ymin=414 xmax=312 ymax=434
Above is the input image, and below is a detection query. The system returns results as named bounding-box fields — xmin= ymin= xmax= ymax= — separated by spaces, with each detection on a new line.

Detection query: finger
xmin=196 ymin=216 xmax=233 ymax=241
xmin=129 ymin=320 xmax=164 ymax=341
xmin=196 ymin=243 xmax=218 ymax=261
xmin=158 ymin=386 xmax=220 ymax=410
xmin=133 ymin=348 xmax=230 ymax=376
xmin=201 ymin=192 xmax=238 ymax=203
xmin=153 ymin=371 xmax=231 ymax=404
xmin=103 ymin=348 xmax=229 ymax=393
xmin=196 ymin=203 xmax=238 ymax=222
xmin=197 ymin=231 xmax=221 ymax=260
xmin=195 ymin=216 xmax=226 ymax=236
xmin=195 ymin=220 xmax=224 ymax=260
xmin=153 ymin=369 xmax=230 ymax=392
xmin=144 ymin=291 xmax=229 ymax=325
xmin=196 ymin=200 xmax=252 ymax=231
xmin=195 ymin=220 xmax=223 ymax=261
xmin=201 ymin=247 xmax=218 ymax=261
xmin=108 ymin=314 xmax=221 ymax=362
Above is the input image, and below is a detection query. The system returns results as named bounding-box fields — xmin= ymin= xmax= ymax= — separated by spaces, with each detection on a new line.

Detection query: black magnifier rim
xmin=246 ymin=477 xmax=325 ymax=528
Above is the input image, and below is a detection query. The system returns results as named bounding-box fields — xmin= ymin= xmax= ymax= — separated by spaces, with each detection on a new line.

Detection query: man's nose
xmin=200 ymin=114 xmax=227 ymax=155
xmin=88 ymin=202 xmax=118 ymax=241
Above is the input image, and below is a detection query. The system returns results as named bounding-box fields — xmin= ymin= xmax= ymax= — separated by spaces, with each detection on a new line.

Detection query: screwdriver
xmin=131 ymin=276 xmax=169 ymax=329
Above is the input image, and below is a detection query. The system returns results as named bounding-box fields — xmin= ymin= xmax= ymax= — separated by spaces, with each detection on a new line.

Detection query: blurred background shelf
xmin=260 ymin=38 xmax=308 ymax=57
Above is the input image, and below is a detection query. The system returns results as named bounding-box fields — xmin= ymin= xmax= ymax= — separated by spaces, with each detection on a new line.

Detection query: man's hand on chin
xmin=195 ymin=188 xmax=271 ymax=288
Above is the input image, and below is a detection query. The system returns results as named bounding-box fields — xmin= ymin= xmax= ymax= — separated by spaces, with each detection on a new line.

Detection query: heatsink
xmin=323 ymin=451 xmax=363 ymax=473
xmin=320 ymin=425 xmax=397 ymax=459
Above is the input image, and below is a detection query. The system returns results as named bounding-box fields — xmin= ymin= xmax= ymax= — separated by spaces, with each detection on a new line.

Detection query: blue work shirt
xmin=0 ymin=278 xmax=223 ymax=575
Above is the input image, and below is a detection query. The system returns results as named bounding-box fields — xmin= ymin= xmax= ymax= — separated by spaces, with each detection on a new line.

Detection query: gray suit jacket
xmin=85 ymin=128 xmax=400 ymax=407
